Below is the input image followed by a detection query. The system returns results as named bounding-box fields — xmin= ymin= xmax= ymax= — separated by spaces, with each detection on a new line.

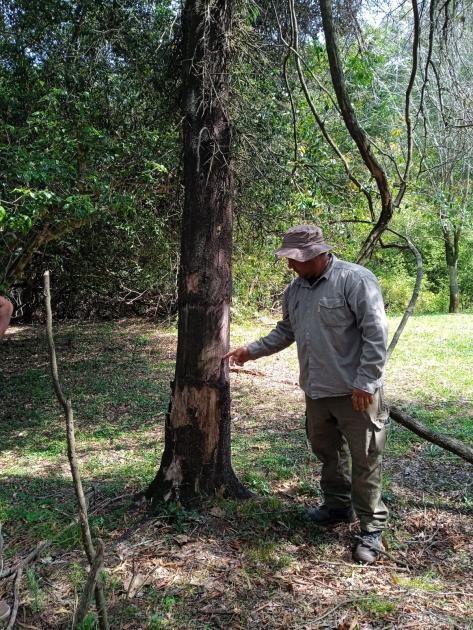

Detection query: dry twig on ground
xmin=0 ymin=540 xmax=50 ymax=629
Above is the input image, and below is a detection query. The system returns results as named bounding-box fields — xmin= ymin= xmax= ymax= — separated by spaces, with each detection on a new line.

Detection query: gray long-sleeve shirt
xmin=247 ymin=255 xmax=388 ymax=399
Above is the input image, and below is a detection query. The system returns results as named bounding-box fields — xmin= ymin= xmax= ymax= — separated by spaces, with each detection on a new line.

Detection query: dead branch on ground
xmin=390 ymin=406 xmax=473 ymax=464
xmin=0 ymin=540 xmax=50 ymax=629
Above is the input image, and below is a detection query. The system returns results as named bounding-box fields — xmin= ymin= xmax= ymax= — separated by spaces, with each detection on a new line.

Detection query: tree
xmin=146 ymin=0 xmax=248 ymax=505
xmin=0 ymin=1 xmax=179 ymax=312
xmin=414 ymin=1 xmax=473 ymax=312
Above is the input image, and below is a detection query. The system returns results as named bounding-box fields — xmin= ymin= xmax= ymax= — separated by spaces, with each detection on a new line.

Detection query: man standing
xmin=225 ymin=225 xmax=389 ymax=564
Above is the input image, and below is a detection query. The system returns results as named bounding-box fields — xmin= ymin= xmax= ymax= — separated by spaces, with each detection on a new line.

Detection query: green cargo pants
xmin=305 ymin=390 xmax=389 ymax=532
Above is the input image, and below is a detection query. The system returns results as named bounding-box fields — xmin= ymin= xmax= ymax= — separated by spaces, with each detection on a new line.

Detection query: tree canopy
xmin=1 ymin=0 xmax=472 ymax=318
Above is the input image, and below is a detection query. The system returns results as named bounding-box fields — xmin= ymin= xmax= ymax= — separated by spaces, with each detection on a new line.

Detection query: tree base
xmin=145 ymin=462 xmax=251 ymax=507
xmin=145 ymin=380 xmax=251 ymax=506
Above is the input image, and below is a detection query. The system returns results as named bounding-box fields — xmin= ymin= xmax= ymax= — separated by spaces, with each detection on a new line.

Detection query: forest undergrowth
xmin=0 ymin=315 xmax=472 ymax=629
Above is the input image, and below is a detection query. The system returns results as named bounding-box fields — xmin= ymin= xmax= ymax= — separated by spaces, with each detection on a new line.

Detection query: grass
xmin=0 ymin=314 xmax=472 ymax=628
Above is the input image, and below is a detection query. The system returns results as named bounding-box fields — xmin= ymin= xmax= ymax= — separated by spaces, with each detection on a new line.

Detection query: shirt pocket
xmin=318 ymin=297 xmax=352 ymax=327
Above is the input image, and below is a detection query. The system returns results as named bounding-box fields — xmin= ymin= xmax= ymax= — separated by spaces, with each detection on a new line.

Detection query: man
xmin=225 ymin=225 xmax=389 ymax=564
xmin=0 ymin=295 xmax=13 ymax=338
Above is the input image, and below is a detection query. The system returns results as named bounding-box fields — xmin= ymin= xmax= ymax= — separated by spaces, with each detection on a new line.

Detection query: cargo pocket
xmin=371 ymin=387 xmax=390 ymax=430
xmin=318 ymin=297 xmax=351 ymax=327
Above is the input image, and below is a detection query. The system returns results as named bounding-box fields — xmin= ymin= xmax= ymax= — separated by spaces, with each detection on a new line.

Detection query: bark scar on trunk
xmin=170 ymin=384 xmax=220 ymax=462
xmin=163 ymin=457 xmax=184 ymax=502
xmin=186 ymin=272 xmax=200 ymax=292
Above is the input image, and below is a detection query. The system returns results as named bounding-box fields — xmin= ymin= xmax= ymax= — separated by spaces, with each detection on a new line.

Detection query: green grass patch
xmin=394 ymin=571 xmax=442 ymax=592
xmin=244 ymin=539 xmax=293 ymax=572
xmin=357 ymin=593 xmax=397 ymax=617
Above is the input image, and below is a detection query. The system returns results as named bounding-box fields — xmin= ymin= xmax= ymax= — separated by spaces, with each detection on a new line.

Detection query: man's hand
xmin=351 ymin=387 xmax=373 ymax=412
xmin=223 ymin=346 xmax=251 ymax=366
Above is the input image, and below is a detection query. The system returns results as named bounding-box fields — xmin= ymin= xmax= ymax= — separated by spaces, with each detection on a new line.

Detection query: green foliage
xmin=379 ymin=272 xmax=448 ymax=314
xmin=245 ymin=540 xmax=293 ymax=571
xmin=0 ymin=0 xmax=180 ymax=316
xmin=25 ymin=567 xmax=46 ymax=614
xmin=76 ymin=612 xmax=98 ymax=630
xmin=357 ymin=594 xmax=397 ymax=616
xmin=1 ymin=1 xmax=472 ymax=317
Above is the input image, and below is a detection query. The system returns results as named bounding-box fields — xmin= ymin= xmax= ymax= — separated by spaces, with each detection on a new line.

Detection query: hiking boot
xmin=352 ymin=530 xmax=385 ymax=564
xmin=305 ymin=504 xmax=356 ymax=527
xmin=0 ymin=599 xmax=11 ymax=622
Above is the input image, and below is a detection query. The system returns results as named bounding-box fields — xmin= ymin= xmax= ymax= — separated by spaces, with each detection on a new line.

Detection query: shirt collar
xmin=296 ymin=254 xmax=337 ymax=288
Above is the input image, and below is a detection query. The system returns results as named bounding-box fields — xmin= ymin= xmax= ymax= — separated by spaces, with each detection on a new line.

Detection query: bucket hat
xmin=274 ymin=225 xmax=333 ymax=262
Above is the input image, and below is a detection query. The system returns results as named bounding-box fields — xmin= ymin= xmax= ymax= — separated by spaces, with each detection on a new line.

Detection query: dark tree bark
xmin=442 ymin=221 xmax=460 ymax=313
xmin=146 ymin=0 xmax=249 ymax=505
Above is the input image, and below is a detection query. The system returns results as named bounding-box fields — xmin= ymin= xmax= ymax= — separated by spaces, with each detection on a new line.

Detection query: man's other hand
xmin=223 ymin=346 xmax=251 ymax=366
xmin=351 ymin=387 xmax=373 ymax=412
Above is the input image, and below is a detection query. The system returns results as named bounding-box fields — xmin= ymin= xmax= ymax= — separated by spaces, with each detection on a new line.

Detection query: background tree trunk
xmin=442 ymin=223 xmax=460 ymax=313
xmin=146 ymin=0 xmax=248 ymax=505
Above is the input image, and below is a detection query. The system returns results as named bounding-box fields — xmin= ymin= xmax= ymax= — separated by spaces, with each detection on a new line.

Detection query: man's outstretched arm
xmin=224 ymin=289 xmax=295 ymax=365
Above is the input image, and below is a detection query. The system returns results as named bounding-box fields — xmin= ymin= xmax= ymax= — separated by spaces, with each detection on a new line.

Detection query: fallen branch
xmin=44 ymin=271 xmax=109 ymax=630
xmin=6 ymin=565 xmax=23 ymax=630
xmin=390 ymin=406 xmax=473 ymax=464
xmin=0 ymin=540 xmax=50 ymax=580
xmin=0 ymin=540 xmax=50 ymax=629
xmin=298 ymin=597 xmax=362 ymax=628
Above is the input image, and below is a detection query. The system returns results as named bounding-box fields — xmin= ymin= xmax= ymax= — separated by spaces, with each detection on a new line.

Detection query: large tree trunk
xmin=146 ymin=0 xmax=248 ymax=505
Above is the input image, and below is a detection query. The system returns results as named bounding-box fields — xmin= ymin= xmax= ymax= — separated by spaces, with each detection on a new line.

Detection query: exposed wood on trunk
xmin=146 ymin=0 xmax=248 ymax=504
xmin=390 ymin=406 xmax=473 ymax=464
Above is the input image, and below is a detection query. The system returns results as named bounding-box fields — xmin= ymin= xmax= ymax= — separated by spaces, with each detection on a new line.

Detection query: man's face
xmin=287 ymin=254 xmax=329 ymax=279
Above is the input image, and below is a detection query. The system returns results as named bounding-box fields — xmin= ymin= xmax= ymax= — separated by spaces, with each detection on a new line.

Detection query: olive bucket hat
xmin=274 ymin=225 xmax=333 ymax=262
